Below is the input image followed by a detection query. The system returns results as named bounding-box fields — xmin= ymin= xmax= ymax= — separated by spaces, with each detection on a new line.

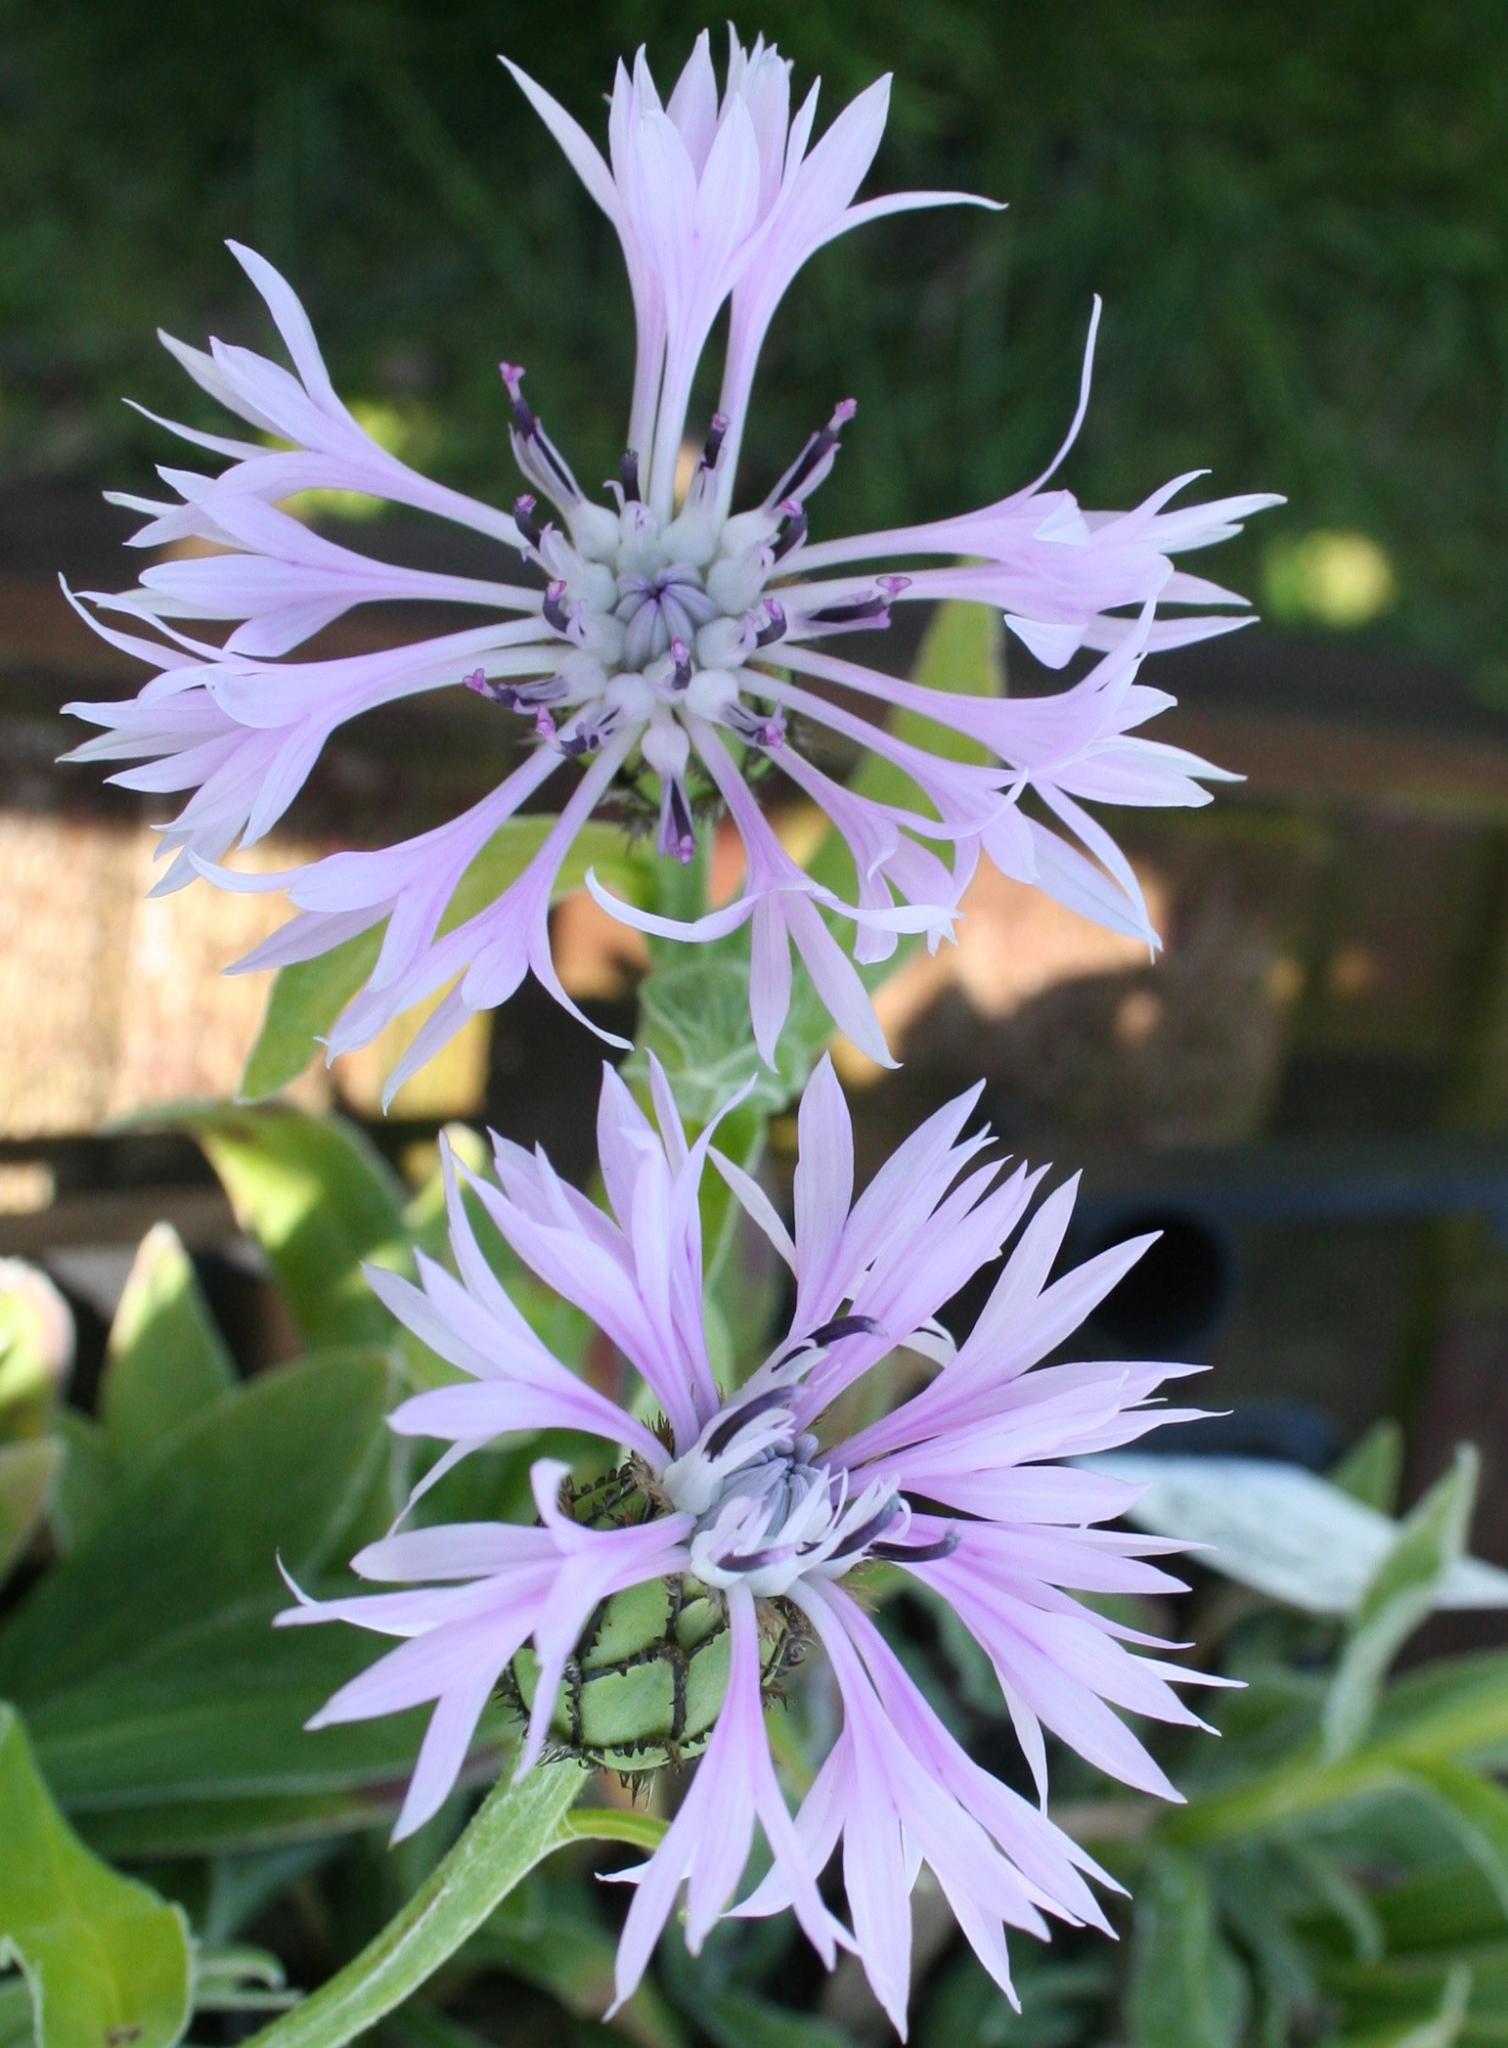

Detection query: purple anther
xmin=808 ymin=594 xmax=891 ymax=628
xmin=872 ymin=1529 xmax=963 ymax=1565
xmin=542 ymin=580 xmax=572 ymax=633
xmin=620 ymin=449 xmax=642 ymax=503
xmin=513 ymin=494 xmax=543 ymax=551
xmin=702 ymin=413 xmax=730 ymax=469
xmin=754 ymin=601 xmax=787 ymax=649
xmin=771 ymin=500 xmax=808 ymax=563
xmin=658 ymin=779 xmax=698 ymax=865
xmin=499 ymin=362 xmax=534 ymax=432
xmin=669 ymin=637 xmax=693 ymax=690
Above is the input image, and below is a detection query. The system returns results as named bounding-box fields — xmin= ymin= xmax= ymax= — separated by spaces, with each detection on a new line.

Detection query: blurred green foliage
xmin=3 ymin=1 xmax=1503 ymax=678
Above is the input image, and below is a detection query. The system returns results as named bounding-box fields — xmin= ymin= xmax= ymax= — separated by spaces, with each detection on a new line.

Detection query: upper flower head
xmin=64 ymin=32 xmax=1280 ymax=1101
xmin=281 ymin=1056 xmax=1223 ymax=2031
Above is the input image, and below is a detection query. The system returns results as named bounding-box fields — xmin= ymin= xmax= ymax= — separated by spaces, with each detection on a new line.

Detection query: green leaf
xmin=241 ymin=928 xmax=384 ymax=1103
xmin=696 ymin=1991 xmax=853 ymax=2048
xmin=0 ymin=1437 xmax=62 ymax=1586
xmin=240 ymin=819 xmax=652 ymax=1099
xmin=0 ymin=1701 xmax=192 ymax=2048
xmin=242 ymin=1765 xmax=582 ymax=2048
xmin=152 ymin=1104 xmax=408 ymax=1347
xmin=1283 ymin=1842 xmax=1384 ymax=1964
xmin=629 ymin=955 xmax=829 ymax=1126
xmin=76 ymin=1777 xmax=483 ymax=1863
xmin=0 ymin=1981 xmax=34 ymax=2048
xmin=55 ymin=1225 xmax=240 ymax=1550
xmin=1100 ymin=1452 xmax=1508 ymax=1618
xmin=380 ymin=2009 xmax=494 ymax=2048
xmin=49 ymin=1408 xmax=115 ymax=1554
xmin=445 ymin=818 xmax=648 ymax=931
xmin=1373 ymin=1649 xmax=1508 ymax=1764
xmin=1330 ymin=1964 xmax=1471 ymax=2047
xmin=192 ymin=1944 xmax=297 ymax=2015
xmin=922 ymin=1951 xmax=1116 ymax=2048
xmin=697 ymin=1096 xmax=781 ymax=1356
xmin=476 ymin=1874 xmax=685 ymax=2048
xmin=1400 ymin=1759 xmax=1508 ymax=1920
xmin=1331 ymin=1420 xmax=1406 ymax=1514
xmin=1127 ymin=1850 xmax=1249 ymax=2048
xmin=1213 ymin=1848 xmax=1320 ymax=2048
xmin=557 ymin=1806 xmax=669 ymax=1856
xmin=0 ymin=1348 xmax=420 ymax=1853
xmin=0 ymin=1259 xmax=72 ymax=1442
xmin=99 ymin=1223 xmax=235 ymax=1466
xmin=199 ymin=1844 xmax=338 ymax=1947
xmin=1324 ymin=1449 xmax=1480 ymax=1759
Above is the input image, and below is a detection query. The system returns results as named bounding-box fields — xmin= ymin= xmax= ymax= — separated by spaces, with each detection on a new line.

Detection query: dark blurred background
xmin=3 ymin=1 xmax=1507 ymax=1537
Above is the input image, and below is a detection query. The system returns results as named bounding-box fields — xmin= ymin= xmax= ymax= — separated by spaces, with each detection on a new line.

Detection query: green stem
xmin=246 ymin=1765 xmax=580 ymax=2048
xmin=647 ymin=829 xmax=712 ymax=939
xmin=1161 ymin=1750 xmax=1391 ymax=1849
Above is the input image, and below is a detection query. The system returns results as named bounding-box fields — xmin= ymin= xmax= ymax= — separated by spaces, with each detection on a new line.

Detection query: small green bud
xmin=500 ymin=1464 xmax=803 ymax=1773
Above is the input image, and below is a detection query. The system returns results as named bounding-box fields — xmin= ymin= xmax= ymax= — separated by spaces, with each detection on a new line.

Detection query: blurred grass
xmin=2 ymin=0 xmax=1503 ymax=682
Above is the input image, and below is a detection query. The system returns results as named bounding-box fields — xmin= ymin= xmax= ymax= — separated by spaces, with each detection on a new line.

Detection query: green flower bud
xmin=500 ymin=1464 xmax=804 ymax=1773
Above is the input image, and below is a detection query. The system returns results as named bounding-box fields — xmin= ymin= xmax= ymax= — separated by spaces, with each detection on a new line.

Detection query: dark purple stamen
xmin=704 ymin=1387 xmax=791 ymax=1460
xmin=871 ymin=1529 xmax=963 ymax=1565
xmin=499 ymin=362 xmax=534 ymax=433
xmin=771 ymin=501 xmax=808 ymax=564
xmin=809 ymin=1312 xmax=884 ymax=1350
xmin=668 ymin=637 xmax=693 ymax=691
xmin=702 ymin=413 xmax=729 ymax=469
xmin=773 ymin=1312 xmax=883 ymax=1369
xmin=726 ymin=703 xmax=786 ymax=749
xmin=719 ymin=1546 xmax=788 ymax=1574
xmin=779 ymin=396 xmax=857 ymax=500
xmin=515 ymin=677 xmax=568 ymax=706
xmin=828 ymin=1498 xmax=906 ymax=1561
xmin=809 ymin=595 xmax=892 ymax=628
xmin=620 ymin=449 xmax=642 ymax=503
xmin=499 ymin=361 xmax=576 ymax=494
xmin=559 ymin=708 xmax=620 ymax=758
xmin=464 ymin=671 xmax=567 ymax=713
xmin=661 ymin=781 xmax=697 ymax=865
xmin=754 ymin=601 xmax=787 ymax=649
xmin=513 ymin=494 xmax=543 ymax=551
xmin=542 ymin=581 xmax=572 ymax=633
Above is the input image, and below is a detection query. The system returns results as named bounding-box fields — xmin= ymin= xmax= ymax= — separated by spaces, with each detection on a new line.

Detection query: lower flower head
xmin=280 ymin=1054 xmax=1223 ymax=2030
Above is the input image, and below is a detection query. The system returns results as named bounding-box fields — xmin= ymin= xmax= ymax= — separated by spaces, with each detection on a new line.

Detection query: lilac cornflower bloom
xmin=64 ymin=32 xmax=1280 ymax=1096
xmin=281 ymin=1056 xmax=1224 ymax=2031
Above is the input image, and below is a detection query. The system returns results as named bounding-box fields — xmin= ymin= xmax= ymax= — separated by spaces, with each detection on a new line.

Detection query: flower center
xmin=660 ymin=1384 xmax=911 ymax=1599
xmin=614 ymin=564 xmax=721 ymax=668
xmin=464 ymin=370 xmax=905 ymax=866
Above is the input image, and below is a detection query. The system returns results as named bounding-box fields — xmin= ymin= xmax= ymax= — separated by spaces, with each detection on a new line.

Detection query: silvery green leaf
xmin=1095 ymin=1453 xmax=1508 ymax=1616
xmin=1323 ymin=1449 xmax=1478 ymax=1757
